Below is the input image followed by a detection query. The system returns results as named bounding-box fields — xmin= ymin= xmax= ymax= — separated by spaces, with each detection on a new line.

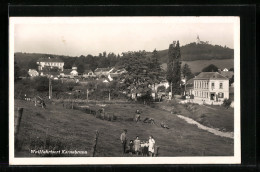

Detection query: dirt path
xmin=177 ymin=115 xmax=234 ymax=139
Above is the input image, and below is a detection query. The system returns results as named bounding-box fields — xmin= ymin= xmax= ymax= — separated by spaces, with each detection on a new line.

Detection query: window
xmin=220 ymin=83 xmax=223 ymax=89
xmin=218 ymin=92 xmax=224 ymax=98
xmin=211 ymin=82 xmax=215 ymax=89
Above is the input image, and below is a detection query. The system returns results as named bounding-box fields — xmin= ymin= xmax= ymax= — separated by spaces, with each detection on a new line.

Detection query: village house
xmin=94 ymin=67 xmax=114 ymax=77
xmin=185 ymin=78 xmax=194 ymax=96
xmin=154 ymin=80 xmax=169 ymax=92
xmin=109 ymin=68 xmax=127 ymax=77
xmin=28 ymin=69 xmax=39 ymax=77
xmin=193 ymin=72 xmax=229 ymax=104
xmin=37 ymin=57 xmax=64 ymax=71
xmin=60 ymin=65 xmax=78 ymax=78
xmin=220 ymin=70 xmax=234 ymax=80
xmin=83 ymin=70 xmax=96 ymax=78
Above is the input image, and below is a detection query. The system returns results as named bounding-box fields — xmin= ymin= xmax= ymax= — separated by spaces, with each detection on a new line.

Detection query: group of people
xmin=120 ymin=129 xmax=156 ymax=157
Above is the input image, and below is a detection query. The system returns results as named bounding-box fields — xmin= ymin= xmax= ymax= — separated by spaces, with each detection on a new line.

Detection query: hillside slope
xmin=161 ymin=59 xmax=234 ymax=73
xmin=14 ymin=99 xmax=233 ymax=157
xmin=148 ymin=43 xmax=234 ymax=63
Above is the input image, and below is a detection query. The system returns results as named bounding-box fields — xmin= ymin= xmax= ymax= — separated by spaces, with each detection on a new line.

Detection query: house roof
xmin=37 ymin=57 xmax=64 ymax=63
xmin=186 ymin=78 xmax=194 ymax=85
xmin=220 ymin=71 xmax=234 ymax=79
xmin=194 ymin=72 xmax=228 ymax=80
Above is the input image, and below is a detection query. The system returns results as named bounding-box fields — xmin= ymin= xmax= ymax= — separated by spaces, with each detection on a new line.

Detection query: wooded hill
xmin=147 ymin=42 xmax=234 ymax=63
xmin=14 ymin=42 xmax=234 ymax=72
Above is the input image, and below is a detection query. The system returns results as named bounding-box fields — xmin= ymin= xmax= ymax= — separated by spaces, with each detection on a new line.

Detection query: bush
xmin=223 ymin=98 xmax=232 ymax=109
xmin=112 ymin=114 xmax=117 ymax=120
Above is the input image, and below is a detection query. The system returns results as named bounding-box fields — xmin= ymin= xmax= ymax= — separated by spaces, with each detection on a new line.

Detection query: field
xmin=161 ymin=59 xmax=234 ymax=73
xmin=14 ymin=99 xmax=234 ymax=157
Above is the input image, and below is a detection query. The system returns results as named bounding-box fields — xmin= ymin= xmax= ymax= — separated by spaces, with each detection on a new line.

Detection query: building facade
xmin=193 ymin=72 xmax=229 ymax=104
xmin=37 ymin=57 xmax=64 ymax=71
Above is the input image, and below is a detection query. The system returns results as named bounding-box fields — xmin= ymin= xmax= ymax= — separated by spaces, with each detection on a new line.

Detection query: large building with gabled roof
xmin=37 ymin=57 xmax=64 ymax=71
xmin=193 ymin=72 xmax=229 ymax=103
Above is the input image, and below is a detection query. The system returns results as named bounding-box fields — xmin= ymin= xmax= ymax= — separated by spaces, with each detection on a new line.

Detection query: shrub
xmin=112 ymin=114 xmax=117 ymax=120
xmin=223 ymin=98 xmax=232 ymax=109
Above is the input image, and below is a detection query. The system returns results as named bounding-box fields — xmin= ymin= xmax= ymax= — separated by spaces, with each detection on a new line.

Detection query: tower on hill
xmin=196 ymin=35 xmax=200 ymax=44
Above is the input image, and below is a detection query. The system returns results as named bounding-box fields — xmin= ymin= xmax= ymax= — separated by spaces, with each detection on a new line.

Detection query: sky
xmin=13 ymin=17 xmax=237 ymax=57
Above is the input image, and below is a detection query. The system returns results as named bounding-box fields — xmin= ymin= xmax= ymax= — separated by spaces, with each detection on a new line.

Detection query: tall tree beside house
xmin=166 ymin=41 xmax=182 ymax=98
xmin=122 ymin=51 xmax=153 ymax=103
xmin=182 ymin=63 xmax=194 ymax=81
xmin=166 ymin=42 xmax=175 ymax=94
xmin=149 ymin=49 xmax=162 ymax=91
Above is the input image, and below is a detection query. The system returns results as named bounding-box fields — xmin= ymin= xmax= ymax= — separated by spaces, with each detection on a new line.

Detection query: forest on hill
xmin=14 ymin=42 xmax=234 ymax=75
xmin=147 ymin=42 xmax=234 ymax=63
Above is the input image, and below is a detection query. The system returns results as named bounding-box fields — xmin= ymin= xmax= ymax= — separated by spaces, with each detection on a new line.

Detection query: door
xmin=210 ymin=93 xmax=215 ymax=100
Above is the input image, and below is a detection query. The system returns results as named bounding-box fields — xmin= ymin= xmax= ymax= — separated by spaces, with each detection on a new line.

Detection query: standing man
xmin=120 ymin=129 xmax=127 ymax=154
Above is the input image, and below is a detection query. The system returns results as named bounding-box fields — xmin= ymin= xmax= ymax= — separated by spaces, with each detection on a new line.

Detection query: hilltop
xmin=147 ymin=42 xmax=234 ymax=63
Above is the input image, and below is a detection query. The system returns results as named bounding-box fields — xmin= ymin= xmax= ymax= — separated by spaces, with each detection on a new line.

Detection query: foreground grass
xmin=14 ymin=99 xmax=233 ymax=157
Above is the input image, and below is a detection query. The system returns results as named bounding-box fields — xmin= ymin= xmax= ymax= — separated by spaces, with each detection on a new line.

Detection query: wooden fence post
xmin=92 ymin=130 xmax=99 ymax=157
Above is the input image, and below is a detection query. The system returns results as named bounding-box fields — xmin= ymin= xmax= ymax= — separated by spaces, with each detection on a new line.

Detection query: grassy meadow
xmin=14 ymin=99 xmax=234 ymax=157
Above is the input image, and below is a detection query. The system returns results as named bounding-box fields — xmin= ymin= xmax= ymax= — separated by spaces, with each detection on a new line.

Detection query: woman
xmin=148 ymin=135 xmax=155 ymax=157
xmin=134 ymin=136 xmax=141 ymax=155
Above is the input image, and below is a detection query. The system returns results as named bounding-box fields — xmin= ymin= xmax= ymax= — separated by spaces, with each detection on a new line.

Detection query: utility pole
xmin=170 ymin=82 xmax=173 ymax=100
xmin=108 ymin=89 xmax=111 ymax=101
xmin=184 ymin=76 xmax=186 ymax=96
xmin=49 ymin=76 xmax=52 ymax=100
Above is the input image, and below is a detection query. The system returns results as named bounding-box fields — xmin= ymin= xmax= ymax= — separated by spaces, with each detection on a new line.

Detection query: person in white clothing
xmin=148 ymin=135 xmax=155 ymax=157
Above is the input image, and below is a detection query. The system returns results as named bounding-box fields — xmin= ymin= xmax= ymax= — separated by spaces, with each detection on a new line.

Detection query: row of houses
xmin=28 ymin=57 xmax=127 ymax=80
xmin=28 ymin=57 xmax=233 ymax=105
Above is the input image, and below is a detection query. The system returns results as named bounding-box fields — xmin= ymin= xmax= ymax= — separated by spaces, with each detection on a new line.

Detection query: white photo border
xmin=9 ymin=16 xmax=241 ymax=165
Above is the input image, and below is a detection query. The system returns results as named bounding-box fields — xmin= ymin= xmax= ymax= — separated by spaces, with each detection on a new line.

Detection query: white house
xmin=223 ymin=68 xmax=229 ymax=72
xmin=154 ymin=80 xmax=169 ymax=92
xmin=37 ymin=57 xmax=64 ymax=71
xmin=94 ymin=68 xmax=114 ymax=77
xmin=60 ymin=65 xmax=78 ymax=78
xmin=193 ymin=72 xmax=229 ymax=104
xmin=28 ymin=69 xmax=39 ymax=77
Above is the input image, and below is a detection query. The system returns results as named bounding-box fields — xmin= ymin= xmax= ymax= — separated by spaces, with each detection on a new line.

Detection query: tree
xmin=202 ymin=64 xmax=219 ymax=72
xmin=14 ymin=61 xmax=20 ymax=81
xmin=77 ymin=64 xmax=85 ymax=74
xmin=229 ymin=75 xmax=234 ymax=86
xmin=182 ymin=63 xmax=194 ymax=80
xmin=27 ymin=58 xmax=38 ymax=70
xmin=229 ymin=67 xmax=234 ymax=72
xmin=121 ymin=51 xmax=153 ymax=103
xmin=149 ymin=49 xmax=162 ymax=90
xmin=166 ymin=41 xmax=182 ymax=98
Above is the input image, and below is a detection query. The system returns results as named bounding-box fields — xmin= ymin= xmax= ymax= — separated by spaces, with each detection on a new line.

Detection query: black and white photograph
xmin=9 ymin=17 xmax=240 ymax=165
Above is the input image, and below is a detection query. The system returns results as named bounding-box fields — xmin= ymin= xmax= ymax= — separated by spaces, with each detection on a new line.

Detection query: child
xmin=142 ymin=141 xmax=149 ymax=156
xmin=128 ymin=140 xmax=134 ymax=155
